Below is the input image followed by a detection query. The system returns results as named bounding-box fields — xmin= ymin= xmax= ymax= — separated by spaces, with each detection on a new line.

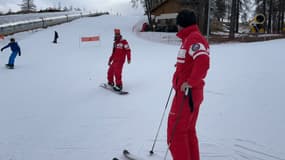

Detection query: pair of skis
xmin=113 ymin=149 xmax=143 ymax=160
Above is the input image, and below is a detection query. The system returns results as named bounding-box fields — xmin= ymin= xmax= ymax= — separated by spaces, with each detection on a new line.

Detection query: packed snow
xmin=0 ymin=15 xmax=284 ymax=160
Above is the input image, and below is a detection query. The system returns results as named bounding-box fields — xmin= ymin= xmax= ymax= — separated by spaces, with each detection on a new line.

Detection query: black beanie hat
xmin=176 ymin=9 xmax=197 ymax=27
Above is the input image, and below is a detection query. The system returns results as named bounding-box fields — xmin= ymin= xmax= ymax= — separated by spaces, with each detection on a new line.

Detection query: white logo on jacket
xmin=176 ymin=43 xmax=209 ymax=63
xmin=189 ymin=43 xmax=209 ymax=60
xmin=124 ymin=44 xmax=130 ymax=49
xmin=116 ymin=43 xmax=124 ymax=49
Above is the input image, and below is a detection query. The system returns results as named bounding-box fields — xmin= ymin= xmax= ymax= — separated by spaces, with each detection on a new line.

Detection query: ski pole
xmin=149 ymin=87 xmax=174 ymax=155
xmin=163 ymin=88 xmax=189 ymax=160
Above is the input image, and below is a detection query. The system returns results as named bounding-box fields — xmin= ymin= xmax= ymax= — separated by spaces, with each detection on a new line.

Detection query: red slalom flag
xmin=81 ymin=36 xmax=100 ymax=42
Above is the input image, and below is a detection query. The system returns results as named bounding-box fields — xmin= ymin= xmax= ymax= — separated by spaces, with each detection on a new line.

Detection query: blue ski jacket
xmin=1 ymin=42 xmax=21 ymax=56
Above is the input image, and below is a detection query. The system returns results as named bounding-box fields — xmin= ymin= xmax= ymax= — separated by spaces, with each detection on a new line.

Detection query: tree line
xmin=228 ymin=0 xmax=285 ymax=37
xmin=0 ymin=0 xmax=84 ymax=15
xmin=131 ymin=0 xmax=285 ymax=37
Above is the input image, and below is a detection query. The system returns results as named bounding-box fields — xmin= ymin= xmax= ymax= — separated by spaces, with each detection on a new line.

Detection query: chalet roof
xmin=150 ymin=0 xmax=200 ymax=13
xmin=150 ymin=0 xmax=169 ymax=12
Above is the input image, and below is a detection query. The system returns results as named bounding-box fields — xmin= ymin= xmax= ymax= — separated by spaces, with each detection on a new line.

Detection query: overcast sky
xmin=0 ymin=0 xmax=144 ymax=15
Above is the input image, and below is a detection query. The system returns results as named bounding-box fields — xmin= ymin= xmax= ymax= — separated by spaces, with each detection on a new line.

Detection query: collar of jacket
xmin=115 ymin=37 xmax=122 ymax=43
xmin=176 ymin=24 xmax=200 ymax=41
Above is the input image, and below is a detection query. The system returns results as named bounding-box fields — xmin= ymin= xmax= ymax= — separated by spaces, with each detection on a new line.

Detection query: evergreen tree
xmin=254 ymin=0 xmax=285 ymax=33
xmin=235 ymin=0 xmax=240 ymax=32
xmin=281 ymin=0 xmax=285 ymax=32
xmin=277 ymin=0 xmax=285 ymax=33
xmin=199 ymin=0 xmax=210 ymax=34
xmin=19 ymin=0 xmax=36 ymax=13
xmin=213 ymin=0 xmax=226 ymax=21
xmin=229 ymin=0 xmax=238 ymax=38
xmin=255 ymin=0 xmax=266 ymax=14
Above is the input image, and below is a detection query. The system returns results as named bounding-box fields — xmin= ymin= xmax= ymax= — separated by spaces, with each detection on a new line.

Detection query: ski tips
xmin=123 ymin=149 xmax=130 ymax=155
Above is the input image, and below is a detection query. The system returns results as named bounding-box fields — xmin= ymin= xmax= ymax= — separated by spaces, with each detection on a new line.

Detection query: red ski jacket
xmin=109 ymin=38 xmax=131 ymax=64
xmin=173 ymin=25 xmax=210 ymax=90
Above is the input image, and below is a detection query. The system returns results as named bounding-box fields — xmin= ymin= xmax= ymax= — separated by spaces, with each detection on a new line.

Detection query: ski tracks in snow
xmin=120 ymin=138 xmax=284 ymax=160
xmin=200 ymin=138 xmax=285 ymax=160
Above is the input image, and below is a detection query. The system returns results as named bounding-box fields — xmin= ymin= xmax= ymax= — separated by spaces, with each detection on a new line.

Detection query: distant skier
xmin=107 ymin=28 xmax=131 ymax=91
xmin=167 ymin=10 xmax=210 ymax=160
xmin=53 ymin=31 xmax=59 ymax=43
xmin=1 ymin=38 xmax=21 ymax=69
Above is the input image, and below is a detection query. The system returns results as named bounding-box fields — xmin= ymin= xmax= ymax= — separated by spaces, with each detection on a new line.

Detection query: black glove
xmin=1 ymin=48 xmax=3 ymax=52
xmin=18 ymin=52 xmax=21 ymax=56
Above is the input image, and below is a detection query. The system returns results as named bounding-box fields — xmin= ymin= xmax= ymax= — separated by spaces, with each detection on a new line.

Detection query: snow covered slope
xmin=0 ymin=15 xmax=284 ymax=160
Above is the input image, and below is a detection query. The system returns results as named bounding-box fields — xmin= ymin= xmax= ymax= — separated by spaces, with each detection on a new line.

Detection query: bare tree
xmin=130 ymin=0 xmax=153 ymax=30
xmin=19 ymin=0 xmax=36 ymax=13
xmin=144 ymin=0 xmax=153 ymax=30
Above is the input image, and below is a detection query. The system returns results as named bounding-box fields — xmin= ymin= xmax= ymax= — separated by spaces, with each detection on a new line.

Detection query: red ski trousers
xmin=107 ymin=62 xmax=124 ymax=86
xmin=167 ymin=88 xmax=203 ymax=160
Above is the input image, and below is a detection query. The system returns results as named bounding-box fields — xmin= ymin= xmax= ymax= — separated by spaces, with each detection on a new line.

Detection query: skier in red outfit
xmin=107 ymin=29 xmax=131 ymax=91
xmin=167 ymin=10 xmax=210 ymax=160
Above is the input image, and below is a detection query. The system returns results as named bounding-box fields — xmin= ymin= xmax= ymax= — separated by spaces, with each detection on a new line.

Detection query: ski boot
xmin=6 ymin=64 xmax=14 ymax=69
xmin=108 ymin=82 xmax=114 ymax=87
xmin=113 ymin=85 xmax=122 ymax=92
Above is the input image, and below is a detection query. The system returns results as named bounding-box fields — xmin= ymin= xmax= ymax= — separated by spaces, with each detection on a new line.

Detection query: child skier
xmin=1 ymin=38 xmax=21 ymax=69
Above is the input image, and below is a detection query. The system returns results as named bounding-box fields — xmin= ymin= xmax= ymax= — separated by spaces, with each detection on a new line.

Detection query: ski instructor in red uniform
xmin=107 ymin=29 xmax=131 ymax=91
xmin=167 ymin=10 xmax=210 ymax=160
